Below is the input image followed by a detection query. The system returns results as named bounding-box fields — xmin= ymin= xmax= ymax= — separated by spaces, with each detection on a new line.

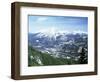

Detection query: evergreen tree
xmin=78 ymin=47 xmax=87 ymax=64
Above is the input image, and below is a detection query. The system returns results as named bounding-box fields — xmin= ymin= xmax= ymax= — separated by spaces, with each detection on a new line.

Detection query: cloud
xmin=36 ymin=17 xmax=48 ymax=22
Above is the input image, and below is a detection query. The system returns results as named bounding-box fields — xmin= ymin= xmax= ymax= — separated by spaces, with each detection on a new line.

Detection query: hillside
xmin=28 ymin=46 xmax=78 ymax=66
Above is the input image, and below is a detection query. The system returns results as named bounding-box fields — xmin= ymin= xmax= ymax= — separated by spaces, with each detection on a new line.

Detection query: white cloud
xmin=36 ymin=26 xmax=69 ymax=35
xmin=36 ymin=17 xmax=48 ymax=22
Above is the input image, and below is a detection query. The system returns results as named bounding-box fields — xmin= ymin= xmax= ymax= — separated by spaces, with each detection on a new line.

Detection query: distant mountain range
xmin=28 ymin=31 xmax=88 ymax=59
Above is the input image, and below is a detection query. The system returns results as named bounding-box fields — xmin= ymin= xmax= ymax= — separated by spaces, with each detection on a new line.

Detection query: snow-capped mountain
xmin=28 ymin=31 xmax=88 ymax=58
xmin=33 ymin=29 xmax=87 ymax=38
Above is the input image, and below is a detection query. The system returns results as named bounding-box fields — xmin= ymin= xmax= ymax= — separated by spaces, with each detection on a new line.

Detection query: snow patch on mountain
xmin=34 ymin=28 xmax=87 ymax=39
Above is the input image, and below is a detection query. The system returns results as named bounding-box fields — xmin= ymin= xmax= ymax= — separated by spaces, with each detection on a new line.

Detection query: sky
xmin=28 ymin=15 xmax=88 ymax=34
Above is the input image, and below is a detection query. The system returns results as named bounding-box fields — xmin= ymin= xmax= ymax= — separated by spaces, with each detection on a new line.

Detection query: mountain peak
xmin=34 ymin=30 xmax=87 ymax=38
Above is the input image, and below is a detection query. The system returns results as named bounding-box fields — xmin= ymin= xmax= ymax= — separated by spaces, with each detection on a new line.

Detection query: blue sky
xmin=28 ymin=15 xmax=88 ymax=33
